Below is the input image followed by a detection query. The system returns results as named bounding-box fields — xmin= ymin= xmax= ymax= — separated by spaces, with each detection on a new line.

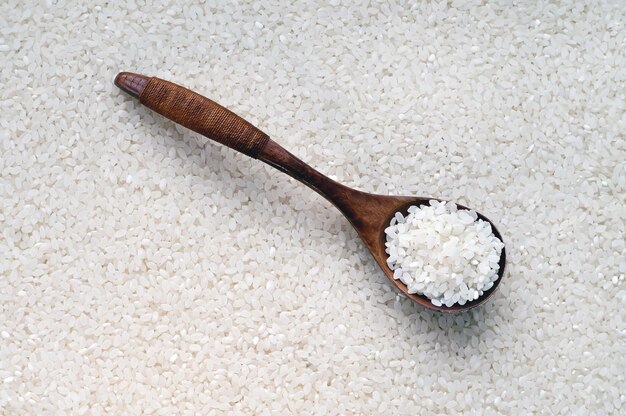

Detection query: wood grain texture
xmin=115 ymin=72 xmax=506 ymax=313
xmin=114 ymin=72 xmax=149 ymax=99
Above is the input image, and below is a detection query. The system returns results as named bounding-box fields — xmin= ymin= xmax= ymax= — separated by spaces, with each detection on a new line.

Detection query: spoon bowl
xmin=372 ymin=198 xmax=506 ymax=313
xmin=115 ymin=72 xmax=506 ymax=313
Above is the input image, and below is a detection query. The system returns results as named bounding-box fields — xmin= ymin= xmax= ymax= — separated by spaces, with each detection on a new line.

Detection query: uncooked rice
xmin=385 ymin=201 xmax=504 ymax=307
xmin=1 ymin=0 xmax=625 ymax=414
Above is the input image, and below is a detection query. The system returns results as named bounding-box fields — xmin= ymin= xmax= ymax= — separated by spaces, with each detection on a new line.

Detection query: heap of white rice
xmin=385 ymin=201 xmax=504 ymax=307
xmin=1 ymin=0 xmax=624 ymax=414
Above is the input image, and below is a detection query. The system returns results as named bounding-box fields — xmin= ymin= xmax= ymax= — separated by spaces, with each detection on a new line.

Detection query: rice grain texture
xmin=385 ymin=201 xmax=504 ymax=307
xmin=1 ymin=0 xmax=625 ymax=414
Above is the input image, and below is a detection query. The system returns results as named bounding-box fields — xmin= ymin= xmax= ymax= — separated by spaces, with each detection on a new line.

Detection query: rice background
xmin=1 ymin=0 xmax=625 ymax=414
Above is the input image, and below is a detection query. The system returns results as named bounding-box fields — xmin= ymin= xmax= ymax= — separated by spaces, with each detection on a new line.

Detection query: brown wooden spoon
xmin=114 ymin=72 xmax=506 ymax=313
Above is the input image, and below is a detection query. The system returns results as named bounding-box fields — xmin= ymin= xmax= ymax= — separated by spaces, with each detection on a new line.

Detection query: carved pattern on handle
xmin=139 ymin=77 xmax=269 ymax=158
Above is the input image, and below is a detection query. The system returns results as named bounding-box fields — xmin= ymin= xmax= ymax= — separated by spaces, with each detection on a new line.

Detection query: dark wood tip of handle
xmin=114 ymin=72 xmax=150 ymax=98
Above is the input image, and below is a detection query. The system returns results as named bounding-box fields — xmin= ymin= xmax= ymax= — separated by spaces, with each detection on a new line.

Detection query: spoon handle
xmin=117 ymin=73 xmax=270 ymax=158
xmin=115 ymin=72 xmax=360 ymax=212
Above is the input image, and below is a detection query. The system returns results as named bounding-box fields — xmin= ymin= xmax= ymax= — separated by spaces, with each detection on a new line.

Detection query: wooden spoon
xmin=114 ymin=72 xmax=506 ymax=313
